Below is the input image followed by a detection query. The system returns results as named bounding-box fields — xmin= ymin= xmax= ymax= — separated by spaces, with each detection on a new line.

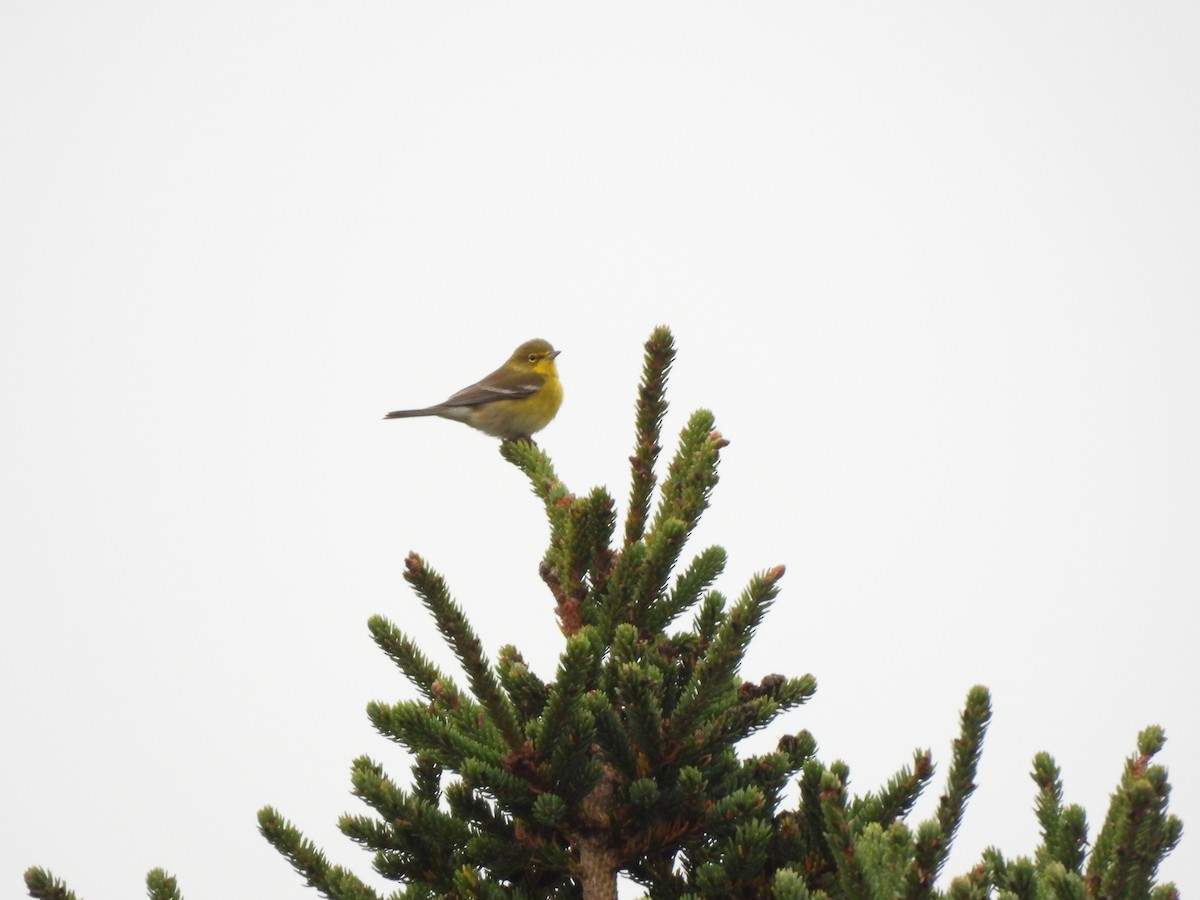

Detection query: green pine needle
xmin=23 ymin=869 xmax=78 ymax=900
xmin=626 ymin=325 xmax=675 ymax=546
xmin=402 ymin=553 xmax=524 ymax=750
xmin=257 ymin=807 xmax=382 ymax=900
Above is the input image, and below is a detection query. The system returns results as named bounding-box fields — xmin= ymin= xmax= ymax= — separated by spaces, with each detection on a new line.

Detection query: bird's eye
xmin=528 ymin=353 xmax=538 ymax=362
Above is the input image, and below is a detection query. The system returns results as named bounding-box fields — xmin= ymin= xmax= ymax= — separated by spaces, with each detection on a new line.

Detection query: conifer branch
xmin=729 ymin=747 xmax=799 ymax=807
xmin=910 ymin=686 xmax=991 ymax=896
xmin=690 ymin=675 xmax=816 ymax=766
xmin=588 ymin=690 xmax=639 ymax=779
xmin=145 ymin=870 xmax=183 ymax=900
xmin=257 ymin=807 xmax=381 ymax=900
xmin=367 ymin=614 xmax=461 ymax=706
xmin=23 ymin=869 xmax=78 ymax=900
xmin=460 ymin=757 xmax=540 ymax=812
xmin=342 ymin=755 xmax=441 ymax=831
xmin=909 ymin=820 xmax=944 ymax=899
xmin=575 ymin=487 xmax=618 ymax=604
xmin=604 ymin=622 xmax=640 ymax=668
xmin=849 ymin=749 xmax=934 ymax=830
xmin=776 ymin=730 xmax=819 ymax=771
xmin=946 ymin=863 xmax=993 ymax=900
xmin=369 ymin=699 xmax=505 ymax=770
xmin=796 ymin=759 xmax=836 ymax=883
xmin=1031 ymin=752 xmax=1088 ymax=873
xmin=643 ymin=545 xmax=727 ymax=633
xmin=545 ymin=487 xmax=619 ymax=632
xmin=548 ymin=728 xmax=604 ymax=804
xmin=696 ymin=787 xmax=774 ymax=893
xmin=23 ymin=870 xmax=188 ymax=900
xmin=616 ymin=661 xmax=667 ymax=767
xmin=625 ymin=325 xmax=675 ymax=546
xmin=692 ymin=589 xmax=726 ymax=637
xmin=402 ymin=553 xmax=524 ymax=750
xmin=649 ymin=409 xmax=726 ymax=541
xmin=501 ymin=439 xmax=600 ymax=635
xmin=631 ymin=517 xmax=689 ymax=622
xmin=817 ymin=768 xmax=866 ymax=897
xmin=497 ymin=644 xmax=549 ymax=722
xmin=500 ymin=435 xmax=572 ymax=511
xmin=540 ymin=558 xmax=581 ymax=636
xmin=595 ymin=542 xmax=645 ymax=635
xmin=655 ymin=632 xmax=702 ymax=716
xmin=531 ymin=628 xmax=606 ymax=799
xmin=669 ymin=566 xmax=785 ymax=742
xmin=857 ymin=823 xmax=916 ymax=899
xmin=339 ymin=758 xmax=472 ymax=889
xmin=771 ymin=868 xmax=817 ymax=900
xmin=445 ymin=778 xmax=509 ymax=831
xmin=1086 ymin=726 xmax=1182 ymax=898
xmin=718 ymin=817 xmax=774 ymax=886
xmin=411 ymin=752 xmax=442 ymax=803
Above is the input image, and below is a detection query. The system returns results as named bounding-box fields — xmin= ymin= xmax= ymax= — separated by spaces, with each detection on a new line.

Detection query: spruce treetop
xmin=26 ymin=327 xmax=1182 ymax=900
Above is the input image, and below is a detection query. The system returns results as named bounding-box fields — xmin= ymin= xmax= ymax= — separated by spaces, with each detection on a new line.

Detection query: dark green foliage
xmin=625 ymin=326 xmax=674 ymax=547
xmin=145 ymin=870 xmax=184 ymax=900
xmin=265 ymin=327 xmax=827 ymax=898
xmin=258 ymin=806 xmax=381 ymax=900
xmin=23 ymin=868 xmax=184 ymax=900
xmin=983 ymin=727 xmax=1182 ymax=900
xmin=1088 ymin=727 xmax=1183 ymax=896
xmin=1032 ymin=751 xmax=1089 ymax=873
xmin=401 ymin=553 xmax=525 ymax=751
xmin=23 ymin=869 xmax=78 ymax=900
xmin=25 ymin=328 xmax=1183 ymax=899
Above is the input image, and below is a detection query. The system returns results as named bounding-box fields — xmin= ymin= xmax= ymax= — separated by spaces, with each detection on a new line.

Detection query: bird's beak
xmin=548 ymin=349 xmax=562 ymax=359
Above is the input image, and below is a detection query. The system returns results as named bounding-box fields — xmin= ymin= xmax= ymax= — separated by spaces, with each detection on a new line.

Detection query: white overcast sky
xmin=2 ymin=3 xmax=1197 ymax=897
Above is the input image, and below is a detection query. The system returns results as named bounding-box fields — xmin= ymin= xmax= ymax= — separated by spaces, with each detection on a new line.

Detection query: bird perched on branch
xmin=384 ymin=338 xmax=563 ymax=440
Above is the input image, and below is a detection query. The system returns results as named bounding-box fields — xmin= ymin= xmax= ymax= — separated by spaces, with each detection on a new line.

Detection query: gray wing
xmin=439 ymin=372 xmax=544 ymax=408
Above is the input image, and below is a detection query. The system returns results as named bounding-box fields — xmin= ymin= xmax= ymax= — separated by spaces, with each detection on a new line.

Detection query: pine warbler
xmin=384 ymin=338 xmax=563 ymax=439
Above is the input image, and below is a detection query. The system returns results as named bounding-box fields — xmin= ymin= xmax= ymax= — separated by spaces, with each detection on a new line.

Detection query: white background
xmin=2 ymin=3 xmax=1197 ymax=897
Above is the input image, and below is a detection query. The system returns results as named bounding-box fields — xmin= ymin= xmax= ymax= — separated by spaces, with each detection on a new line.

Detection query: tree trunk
xmin=576 ymin=836 xmax=618 ymax=900
xmin=574 ymin=757 xmax=620 ymax=900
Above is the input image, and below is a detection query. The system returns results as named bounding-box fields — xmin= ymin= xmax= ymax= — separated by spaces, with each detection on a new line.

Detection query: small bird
xmin=384 ymin=338 xmax=563 ymax=440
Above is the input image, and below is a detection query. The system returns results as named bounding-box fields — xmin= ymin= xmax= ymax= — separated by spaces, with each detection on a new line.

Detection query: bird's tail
xmin=383 ymin=408 xmax=437 ymax=420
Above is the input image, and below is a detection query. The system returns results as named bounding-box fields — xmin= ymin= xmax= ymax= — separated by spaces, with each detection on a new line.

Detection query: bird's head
xmin=511 ymin=338 xmax=561 ymax=375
